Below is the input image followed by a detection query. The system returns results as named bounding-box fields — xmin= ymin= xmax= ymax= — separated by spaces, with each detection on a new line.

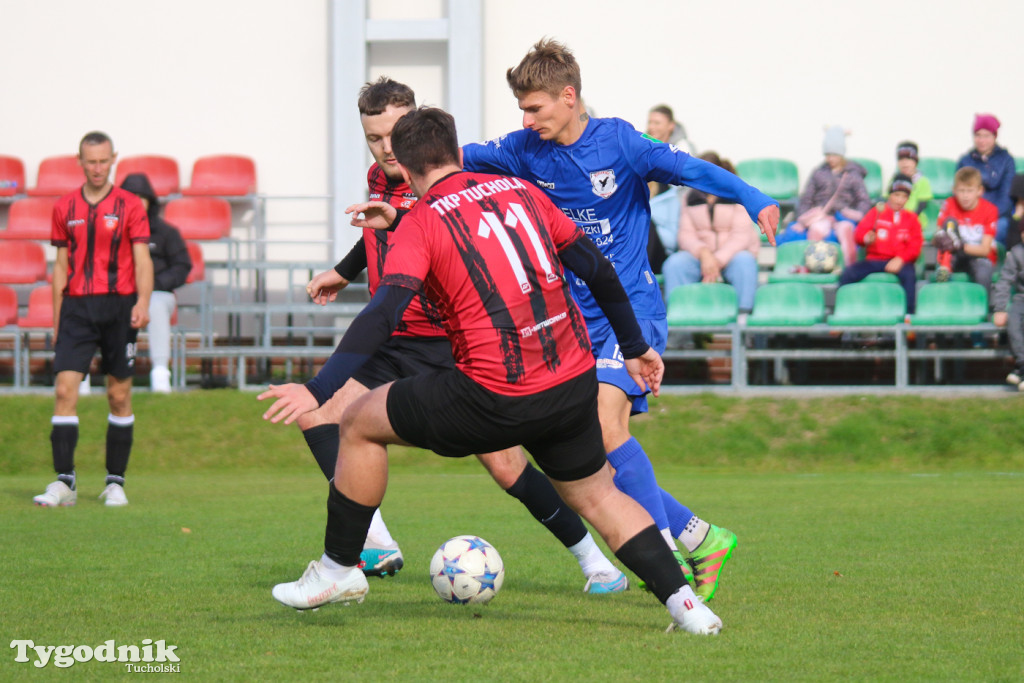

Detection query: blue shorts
xmin=587 ymin=317 xmax=666 ymax=415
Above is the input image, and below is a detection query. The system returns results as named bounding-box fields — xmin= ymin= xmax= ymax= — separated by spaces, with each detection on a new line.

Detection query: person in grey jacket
xmin=992 ymin=238 xmax=1024 ymax=389
xmin=120 ymin=173 xmax=192 ymax=392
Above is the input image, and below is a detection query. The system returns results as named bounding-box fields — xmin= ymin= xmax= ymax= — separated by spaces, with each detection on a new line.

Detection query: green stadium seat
xmin=768 ymin=240 xmax=842 ymax=284
xmin=863 ymin=272 xmax=899 ymax=283
xmin=665 ymin=283 xmax=737 ymax=326
xmin=747 ymin=282 xmax=825 ymax=326
xmin=919 ymin=200 xmax=940 ymax=241
xmin=917 ymin=157 xmax=956 ymax=199
xmin=909 ymin=282 xmax=988 ymax=325
xmin=828 ymin=282 xmax=906 ymax=325
xmin=1016 ymin=157 xmax=1024 ymax=174
xmin=850 ymin=158 xmax=883 ymax=199
xmin=735 ymin=158 xmax=800 ymax=201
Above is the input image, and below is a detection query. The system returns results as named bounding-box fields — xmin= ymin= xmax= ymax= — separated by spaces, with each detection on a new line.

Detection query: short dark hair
xmin=391 ymin=107 xmax=460 ymax=177
xmin=79 ymin=130 xmax=113 ymax=157
xmin=357 ymin=76 xmax=416 ymax=116
xmin=650 ymin=104 xmax=674 ymax=120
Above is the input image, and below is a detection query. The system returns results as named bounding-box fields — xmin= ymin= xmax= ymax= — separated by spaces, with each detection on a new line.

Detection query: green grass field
xmin=1 ymin=391 xmax=1022 ymax=681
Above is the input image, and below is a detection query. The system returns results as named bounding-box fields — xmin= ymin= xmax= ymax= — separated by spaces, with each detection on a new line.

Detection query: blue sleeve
xmin=303 ymin=284 xmax=415 ymax=405
xmin=623 ymin=125 xmax=777 ymax=223
xmin=994 ymin=155 xmax=1016 ymax=216
xmin=462 ymin=134 xmax=526 ymax=177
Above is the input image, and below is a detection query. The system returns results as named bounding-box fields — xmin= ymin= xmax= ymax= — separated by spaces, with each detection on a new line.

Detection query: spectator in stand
xmin=661 ymin=152 xmax=760 ymax=315
xmin=120 ymin=173 xmax=192 ymax=393
xmin=956 ymin=114 xmax=1015 ymax=245
xmin=933 ymin=167 xmax=998 ymax=302
xmin=1006 ymin=173 xmax=1024 ymax=251
xmin=777 ymin=125 xmax=871 ymax=266
xmin=893 ymin=141 xmax=932 ymax=216
xmin=838 ymin=174 xmax=923 ymax=313
xmin=644 ymin=104 xmax=694 ymax=273
xmin=992 ymin=220 xmax=1024 ymax=390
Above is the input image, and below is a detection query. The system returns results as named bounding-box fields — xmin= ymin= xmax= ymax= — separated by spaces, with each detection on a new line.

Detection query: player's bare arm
xmin=131 ymin=241 xmax=154 ymax=329
xmin=346 ymin=201 xmax=397 ymax=230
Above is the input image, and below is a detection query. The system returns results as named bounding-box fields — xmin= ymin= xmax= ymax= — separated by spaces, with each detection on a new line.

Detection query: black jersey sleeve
xmin=334 ymin=237 xmax=368 ymax=281
xmin=558 ymin=237 xmax=649 ymax=359
xmin=304 ymin=284 xmax=415 ymax=404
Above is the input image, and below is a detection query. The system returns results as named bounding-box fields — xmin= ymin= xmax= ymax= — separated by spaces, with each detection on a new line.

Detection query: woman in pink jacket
xmin=662 ymin=153 xmax=761 ymax=313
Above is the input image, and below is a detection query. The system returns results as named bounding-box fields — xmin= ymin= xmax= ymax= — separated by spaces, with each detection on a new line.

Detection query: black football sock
xmin=614 ymin=525 xmax=687 ymax=604
xmin=506 ymin=463 xmax=588 ymax=548
xmin=302 ymin=424 xmax=339 ymax=480
xmin=105 ymin=414 xmax=134 ymax=485
xmin=51 ymin=417 xmax=79 ymax=489
xmin=324 ymin=483 xmax=377 ymax=567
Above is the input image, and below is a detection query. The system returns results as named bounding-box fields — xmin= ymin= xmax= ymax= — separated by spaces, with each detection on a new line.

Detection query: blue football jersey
xmin=464 ymin=117 xmax=776 ymax=323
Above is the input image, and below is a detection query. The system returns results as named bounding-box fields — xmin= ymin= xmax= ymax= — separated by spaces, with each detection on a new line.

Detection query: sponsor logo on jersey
xmin=536 ymin=180 xmax=556 ymax=189
xmin=68 ymin=219 xmax=85 ymax=226
xmin=590 ymin=169 xmax=617 ymax=199
xmin=102 ymin=214 xmax=119 ymax=231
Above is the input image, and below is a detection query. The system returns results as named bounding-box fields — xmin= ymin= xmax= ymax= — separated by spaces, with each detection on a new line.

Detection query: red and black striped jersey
xmin=51 ymin=186 xmax=150 ymax=296
xmin=364 ymin=163 xmax=444 ymax=337
xmin=381 ymin=171 xmax=594 ymax=395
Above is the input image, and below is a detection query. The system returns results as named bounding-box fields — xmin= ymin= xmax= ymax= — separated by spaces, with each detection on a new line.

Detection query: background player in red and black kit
xmin=298 ymin=77 xmax=627 ymax=591
xmin=33 ymin=131 xmax=154 ymax=508
xmin=261 ymin=107 xmax=722 ymax=635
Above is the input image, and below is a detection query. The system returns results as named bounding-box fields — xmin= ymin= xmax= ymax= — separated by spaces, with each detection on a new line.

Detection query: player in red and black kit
xmin=33 ymin=131 xmax=154 ymax=508
xmin=261 ymin=107 xmax=723 ymax=635
xmin=297 ymin=77 xmax=627 ymax=592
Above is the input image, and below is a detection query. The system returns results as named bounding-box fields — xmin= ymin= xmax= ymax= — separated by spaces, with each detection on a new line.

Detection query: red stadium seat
xmin=3 ymin=196 xmax=57 ymax=240
xmin=182 ymin=155 xmax=257 ymax=196
xmin=163 ymin=197 xmax=232 ymax=240
xmin=17 ymin=285 xmax=54 ymax=328
xmin=0 ymin=284 xmax=18 ymax=325
xmin=115 ymin=155 xmax=181 ymax=196
xmin=27 ymin=155 xmax=82 ymax=197
xmin=0 ymin=155 xmax=26 ymax=197
xmin=0 ymin=240 xmax=47 ymax=283
xmin=184 ymin=241 xmax=205 ymax=283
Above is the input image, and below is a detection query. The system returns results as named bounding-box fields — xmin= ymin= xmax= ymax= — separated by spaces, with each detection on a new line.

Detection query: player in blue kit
xmin=463 ymin=39 xmax=780 ymax=601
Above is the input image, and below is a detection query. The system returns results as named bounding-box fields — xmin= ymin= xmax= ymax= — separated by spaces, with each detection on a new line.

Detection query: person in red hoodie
xmin=838 ymin=174 xmax=923 ymax=312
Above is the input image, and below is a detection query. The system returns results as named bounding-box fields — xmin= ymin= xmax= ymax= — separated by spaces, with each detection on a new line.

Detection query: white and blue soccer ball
xmin=804 ymin=240 xmax=840 ymax=273
xmin=429 ymin=535 xmax=505 ymax=604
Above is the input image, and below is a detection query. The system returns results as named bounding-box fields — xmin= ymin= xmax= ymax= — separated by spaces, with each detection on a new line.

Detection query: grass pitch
xmin=1 ymin=391 xmax=1022 ymax=681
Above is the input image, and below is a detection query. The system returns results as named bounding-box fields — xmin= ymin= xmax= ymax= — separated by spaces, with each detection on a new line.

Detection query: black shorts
xmin=386 ymin=366 xmax=606 ymax=482
xmin=353 ymin=335 xmax=454 ymax=389
xmin=54 ymin=294 xmax=139 ymax=379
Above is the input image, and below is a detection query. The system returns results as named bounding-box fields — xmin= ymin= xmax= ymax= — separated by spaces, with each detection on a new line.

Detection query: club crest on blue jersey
xmin=590 ymin=169 xmax=617 ymax=198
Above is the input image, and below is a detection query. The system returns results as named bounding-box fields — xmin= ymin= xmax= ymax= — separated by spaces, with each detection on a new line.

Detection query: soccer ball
xmin=803 ymin=240 xmax=840 ymax=273
xmin=429 ymin=535 xmax=505 ymax=604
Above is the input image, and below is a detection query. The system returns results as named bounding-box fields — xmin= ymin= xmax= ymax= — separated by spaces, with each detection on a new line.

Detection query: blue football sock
xmin=660 ymin=488 xmax=695 ymax=539
xmin=607 ymin=438 xmax=669 ymax=530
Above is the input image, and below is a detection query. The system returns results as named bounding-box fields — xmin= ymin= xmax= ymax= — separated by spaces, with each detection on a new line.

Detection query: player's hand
xmin=993 ymin=311 xmax=1008 ymax=327
xmin=757 ymin=204 xmax=779 ymax=246
xmin=863 ymin=230 xmax=876 ymax=245
xmin=130 ymin=302 xmax=150 ymax=329
xmin=346 ymin=201 xmax=397 ymax=230
xmin=306 ymin=269 xmax=349 ymax=305
xmin=258 ymin=383 xmax=318 ymax=425
xmin=625 ymin=347 xmax=664 ymax=398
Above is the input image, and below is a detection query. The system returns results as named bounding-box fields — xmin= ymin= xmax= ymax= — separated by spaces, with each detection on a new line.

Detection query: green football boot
xmin=686 ymin=524 xmax=737 ymax=603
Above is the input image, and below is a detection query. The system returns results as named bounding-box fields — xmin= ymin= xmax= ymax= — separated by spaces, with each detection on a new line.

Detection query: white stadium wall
xmin=3 ymin=0 xmax=1023 ymax=260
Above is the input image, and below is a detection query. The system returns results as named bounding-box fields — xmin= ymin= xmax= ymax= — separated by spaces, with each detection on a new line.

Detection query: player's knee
xmin=477 ymin=449 xmax=527 ymax=489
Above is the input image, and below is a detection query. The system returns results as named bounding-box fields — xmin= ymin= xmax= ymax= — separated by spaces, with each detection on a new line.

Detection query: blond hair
xmin=506 ymin=38 xmax=582 ymax=100
xmin=953 ymin=166 xmax=983 ymax=188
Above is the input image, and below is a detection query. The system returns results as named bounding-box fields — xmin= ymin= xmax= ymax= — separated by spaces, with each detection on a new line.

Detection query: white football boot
xmin=666 ymin=586 xmax=723 ymax=635
xmin=272 ymin=560 xmax=369 ymax=611
xmin=33 ymin=480 xmax=77 ymax=507
xmin=99 ymin=483 xmax=129 ymax=507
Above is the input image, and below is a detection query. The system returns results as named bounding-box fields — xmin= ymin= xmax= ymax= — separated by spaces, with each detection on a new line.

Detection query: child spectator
xmin=992 ymin=228 xmax=1024 ymax=390
xmin=893 ymin=141 xmax=932 ymax=216
xmin=957 ymin=114 xmax=1015 ymax=245
xmin=777 ymin=125 xmax=871 ymax=266
xmin=933 ymin=167 xmax=998 ymax=302
xmin=838 ymin=174 xmax=923 ymax=312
